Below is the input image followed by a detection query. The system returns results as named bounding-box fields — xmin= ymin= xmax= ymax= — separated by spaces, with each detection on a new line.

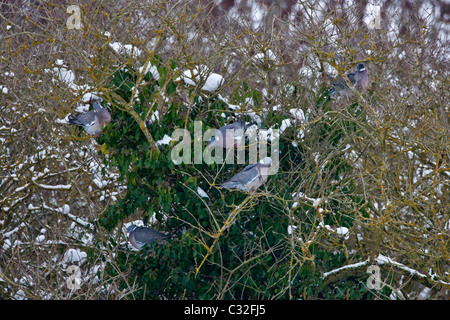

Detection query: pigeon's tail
xmin=220 ymin=181 xmax=244 ymax=190
xmin=220 ymin=181 xmax=235 ymax=189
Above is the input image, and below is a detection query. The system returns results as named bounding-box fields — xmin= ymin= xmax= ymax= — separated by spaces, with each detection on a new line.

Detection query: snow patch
xmin=156 ymin=134 xmax=172 ymax=146
xmin=62 ymin=248 xmax=87 ymax=265
xmin=177 ymin=65 xmax=224 ymax=93
xmin=109 ymin=42 xmax=142 ymax=57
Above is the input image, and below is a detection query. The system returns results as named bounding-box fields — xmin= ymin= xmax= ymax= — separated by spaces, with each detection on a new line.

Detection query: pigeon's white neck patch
xmin=359 ymin=68 xmax=366 ymax=72
xmin=259 ymin=157 xmax=272 ymax=165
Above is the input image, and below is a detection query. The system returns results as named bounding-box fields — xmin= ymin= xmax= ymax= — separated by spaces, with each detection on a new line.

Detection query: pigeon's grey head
xmin=126 ymin=225 xmax=139 ymax=233
xmin=208 ymin=136 xmax=217 ymax=144
xmin=93 ymin=103 xmax=112 ymax=127
xmin=259 ymin=157 xmax=272 ymax=167
xmin=92 ymin=102 xmax=102 ymax=111
xmin=357 ymin=64 xmax=366 ymax=72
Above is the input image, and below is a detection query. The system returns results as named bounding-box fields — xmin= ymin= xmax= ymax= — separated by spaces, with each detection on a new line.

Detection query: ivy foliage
xmin=96 ymin=59 xmax=384 ymax=299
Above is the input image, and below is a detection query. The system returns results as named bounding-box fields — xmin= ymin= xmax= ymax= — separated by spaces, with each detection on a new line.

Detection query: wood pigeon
xmin=208 ymin=120 xmax=256 ymax=149
xmin=68 ymin=101 xmax=111 ymax=135
xmin=220 ymin=157 xmax=272 ymax=192
xmin=329 ymin=63 xmax=368 ymax=97
xmin=126 ymin=225 xmax=171 ymax=251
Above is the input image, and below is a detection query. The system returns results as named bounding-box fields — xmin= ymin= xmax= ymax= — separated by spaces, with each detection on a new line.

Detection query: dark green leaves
xmin=98 ymin=60 xmax=376 ymax=300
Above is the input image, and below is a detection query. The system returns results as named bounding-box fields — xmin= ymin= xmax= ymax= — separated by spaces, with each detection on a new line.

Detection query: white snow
xmin=62 ymin=248 xmax=87 ymax=265
xmin=292 ymin=192 xmax=322 ymax=207
xmin=280 ymin=119 xmax=292 ymax=134
xmin=55 ymin=67 xmax=75 ymax=86
xmin=375 ymin=254 xmax=426 ymax=278
xmin=289 ymin=108 xmax=306 ymax=122
xmin=197 ymin=186 xmax=210 ymax=199
xmin=177 ymin=65 xmax=224 ymax=93
xmin=33 ymin=182 xmax=72 ymax=190
xmin=287 ymin=225 xmax=302 ymax=242
xmin=250 ymin=0 xmax=266 ymax=29
xmin=139 ymin=63 xmax=160 ymax=80
xmin=364 ymin=3 xmax=381 ymax=30
xmin=322 ymin=258 xmax=371 ymax=279
xmin=13 ymin=290 xmax=27 ymax=300
xmin=201 ymin=73 xmax=224 ymax=92
xmin=287 ymin=225 xmax=295 ymax=234
xmin=444 ymin=219 xmax=450 ymax=231
xmin=109 ymin=42 xmax=142 ymax=57
xmin=252 ymin=49 xmax=276 ymax=64
xmin=35 ymin=235 xmax=46 ymax=243
xmin=147 ymin=109 xmax=160 ymax=124
xmin=59 ymin=204 xmax=71 ymax=214
xmin=335 ymin=227 xmax=349 ymax=240
xmin=156 ymin=134 xmax=172 ymax=146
